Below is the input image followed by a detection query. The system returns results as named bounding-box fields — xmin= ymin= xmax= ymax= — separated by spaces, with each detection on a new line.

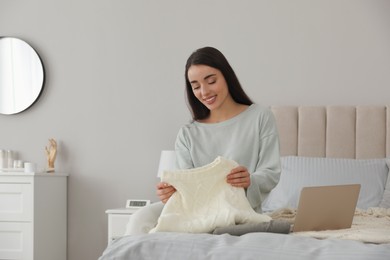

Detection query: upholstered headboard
xmin=271 ymin=106 xmax=390 ymax=159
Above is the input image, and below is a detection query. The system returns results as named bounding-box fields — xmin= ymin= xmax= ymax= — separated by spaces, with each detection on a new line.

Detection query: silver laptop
xmin=292 ymin=184 xmax=361 ymax=232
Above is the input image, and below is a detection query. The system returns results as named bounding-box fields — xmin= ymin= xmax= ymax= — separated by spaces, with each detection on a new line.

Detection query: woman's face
xmin=187 ymin=65 xmax=232 ymax=112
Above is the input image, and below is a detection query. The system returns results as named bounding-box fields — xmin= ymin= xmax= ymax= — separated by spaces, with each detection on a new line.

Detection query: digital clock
xmin=126 ymin=199 xmax=151 ymax=209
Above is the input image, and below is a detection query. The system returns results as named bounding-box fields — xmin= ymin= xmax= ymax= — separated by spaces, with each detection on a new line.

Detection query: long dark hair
xmin=185 ymin=47 xmax=253 ymax=120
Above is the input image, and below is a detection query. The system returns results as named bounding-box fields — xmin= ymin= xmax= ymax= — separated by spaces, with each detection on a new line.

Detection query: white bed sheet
xmin=99 ymin=232 xmax=390 ymax=260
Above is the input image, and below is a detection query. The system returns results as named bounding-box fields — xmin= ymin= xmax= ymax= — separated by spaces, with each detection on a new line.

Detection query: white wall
xmin=1 ymin=0 xmax=389 ymax=259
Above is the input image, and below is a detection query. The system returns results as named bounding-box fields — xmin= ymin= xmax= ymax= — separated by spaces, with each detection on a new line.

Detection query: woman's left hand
xmin=226 ymin=166 xmax=251 ymax=188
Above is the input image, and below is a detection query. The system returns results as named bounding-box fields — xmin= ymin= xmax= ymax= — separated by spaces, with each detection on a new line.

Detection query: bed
xmin=99 ymin=105 xmax=390 ymax=260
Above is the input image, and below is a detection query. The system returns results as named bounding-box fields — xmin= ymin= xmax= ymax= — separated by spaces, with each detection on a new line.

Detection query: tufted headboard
xmin=271 ymin=106 xmax=390 ymax=159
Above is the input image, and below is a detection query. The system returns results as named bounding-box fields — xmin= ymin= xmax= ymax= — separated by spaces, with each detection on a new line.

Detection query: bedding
xmin=99 ymin=105 xmax=390 ymax=260
xmin=262 ymin=156 xmax=389 ymax=212
xmin=270 ymin=207 xmax=390 ymax=244
xmin=100 ymin=207 xmax=390 ymax=260
xmin=99 ymin=231 xmax=390 ymax=260
xmin=379 ymin=158 xmax=390 ymax=208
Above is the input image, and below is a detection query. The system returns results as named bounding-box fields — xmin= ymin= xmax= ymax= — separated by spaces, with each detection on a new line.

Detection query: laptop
xmin=292 ymin=184 xmax=361 ymax=232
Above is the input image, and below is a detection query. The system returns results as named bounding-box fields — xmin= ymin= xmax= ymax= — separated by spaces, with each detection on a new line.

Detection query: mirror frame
xmin=0 ymin=36 xmax=45 ymax=115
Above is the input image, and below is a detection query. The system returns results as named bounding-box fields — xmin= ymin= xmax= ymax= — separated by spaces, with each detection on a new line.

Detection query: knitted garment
xmin=150 ymin=156 xmax=271 ymax=233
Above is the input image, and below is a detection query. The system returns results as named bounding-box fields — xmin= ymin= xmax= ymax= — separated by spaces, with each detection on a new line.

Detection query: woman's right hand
xmin=156 ymin=182 xmax=176 ymax=204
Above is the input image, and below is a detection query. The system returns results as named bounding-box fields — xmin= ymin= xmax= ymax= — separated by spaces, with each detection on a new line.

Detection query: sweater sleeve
xmin=247 ymin=110 xmax=281 ymax=213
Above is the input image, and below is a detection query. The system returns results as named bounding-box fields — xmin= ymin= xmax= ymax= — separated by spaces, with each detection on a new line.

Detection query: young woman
xmin=126 ymin=47 xmax=281 ymax=235
xmin=157 ymin=47 xmax=281 ymax=213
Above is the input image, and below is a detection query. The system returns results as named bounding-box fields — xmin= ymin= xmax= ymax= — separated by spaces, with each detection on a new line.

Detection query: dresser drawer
xmin=0 ymin=183 xmax=33 ymax=221
xmin=0 ymin=222 xmax=32 ymax=260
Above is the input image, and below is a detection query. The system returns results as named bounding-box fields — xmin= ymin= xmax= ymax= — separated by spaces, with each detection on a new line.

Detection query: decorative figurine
xmin=45 ymin=138 xmax=57 ymax=172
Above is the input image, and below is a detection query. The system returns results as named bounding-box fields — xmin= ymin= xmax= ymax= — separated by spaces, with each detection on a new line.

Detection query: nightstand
xmin=105 ymin=208 xmax=139 ymax=244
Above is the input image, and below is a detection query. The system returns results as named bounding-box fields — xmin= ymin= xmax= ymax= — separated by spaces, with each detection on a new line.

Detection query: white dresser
xmin=0 ymin=172 xmax=68 ymax=260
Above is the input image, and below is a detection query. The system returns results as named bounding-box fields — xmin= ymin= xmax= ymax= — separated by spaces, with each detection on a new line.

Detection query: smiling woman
xmin=0 ymin=37 xmax=45 ymax=115
xmin=183 ymin=47 xmax=253 ymax=122
xmin=187 ymin=64 xmax=242 ymax=123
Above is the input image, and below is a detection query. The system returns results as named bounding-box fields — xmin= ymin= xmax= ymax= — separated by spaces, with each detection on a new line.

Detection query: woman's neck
xmin=200 ymin=102 xmax=249 ymax=123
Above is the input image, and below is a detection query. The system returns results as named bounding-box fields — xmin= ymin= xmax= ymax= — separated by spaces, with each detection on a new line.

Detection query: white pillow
xmin=379 ymin=158 xmax=390 ymax=208
xmin=262 ymin=156 xmax=389 ymax=212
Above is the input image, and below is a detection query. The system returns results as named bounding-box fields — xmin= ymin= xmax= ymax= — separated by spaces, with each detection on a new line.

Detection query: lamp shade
xmin=157 ymin=150 xmax=177 ymax=178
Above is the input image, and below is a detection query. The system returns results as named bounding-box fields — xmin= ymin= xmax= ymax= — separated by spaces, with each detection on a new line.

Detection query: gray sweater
xmin=175 ymin=104 xmax=281 ymax=212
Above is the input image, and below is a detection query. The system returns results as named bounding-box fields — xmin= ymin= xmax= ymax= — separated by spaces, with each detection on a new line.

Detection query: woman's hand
xmin=226 ymin=166 xmax=251 ymax=188
xmin=156 ymin=182 xmax=176 ymax=204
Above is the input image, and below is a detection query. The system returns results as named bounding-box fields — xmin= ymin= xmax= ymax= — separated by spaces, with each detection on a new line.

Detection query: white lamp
xmin=157 ymin=150 xmax=177 ymax=178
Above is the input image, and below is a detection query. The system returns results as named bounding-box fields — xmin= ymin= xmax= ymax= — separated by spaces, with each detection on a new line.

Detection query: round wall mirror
xmin=0 ymin=37 xmax=45 ymax=115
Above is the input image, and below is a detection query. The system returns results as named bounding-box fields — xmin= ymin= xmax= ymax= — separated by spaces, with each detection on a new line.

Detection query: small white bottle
xmin=7 ymin=150 xmax=14 ymax=169
xmin=0 ymin=150 xmax=6 ymax=169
